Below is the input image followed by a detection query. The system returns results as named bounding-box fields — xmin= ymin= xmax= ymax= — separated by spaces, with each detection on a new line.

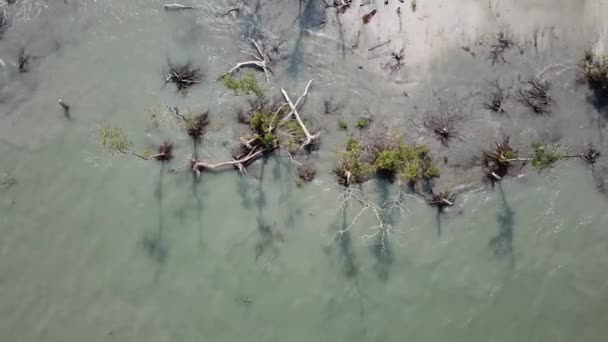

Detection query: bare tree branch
xmin=221 ymin=39 xmax=272 ymax=83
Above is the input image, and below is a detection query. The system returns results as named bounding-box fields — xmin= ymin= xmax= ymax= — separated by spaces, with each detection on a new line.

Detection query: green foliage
xmin=336 ymin=137 xmax=372 ymax=185
xmin=283 ymin=120 xmax=305 ymax=140
xmin=531 ymin=143 xmax=562 ymax=171
xmin=503 ymin=149 xmax=517 ymax=161
xmin=411 ymin=0 xmax=417 ymax=12
xmin=345 ymin=137 xmax=361 ymax=154
xmin=372 ymin=143 xmax=438 ymax=181
xmin=223 ymin=71 xmax=265 ymax=97
xmin=580 ymin=51 xmax=608 ymax=92
xmin=250 ymin=111 xmax=279 ymax=148
xmin=356 ymin=117 xmax=371 ymax=129
xmin=338 ymin=119 xmax=348 ymax=130
xmin=99 ymin=124 xmax=132 ymax=154
xmin=281 ymin=119 xmax=307 ymax=150
xmin=336 ymin=135 xmax=439 ymax=185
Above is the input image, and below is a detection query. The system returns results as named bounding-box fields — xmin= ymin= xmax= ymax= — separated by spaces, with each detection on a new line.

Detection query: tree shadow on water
xmin=326 ymin=208 xmax=359 ymax=279
xmin=236 ymin=157 xmax=285 ymax=261
xmin=369 ymin=178 xmax=396 ymax=282
xmin=289 ymin=0 xmax=327 ymax=76
xmin=140 ymin=164 xmax=168 ymax=280
xmin=371 ymin=233 xmax=394 ymax=282
xmin=489 ymin=183 xmax=515 ymax=268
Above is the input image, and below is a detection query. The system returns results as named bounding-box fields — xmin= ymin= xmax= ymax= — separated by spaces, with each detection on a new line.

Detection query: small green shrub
xmin=250 ymin=111 xmax=279 ymax=148
xmin=531 ymin=143 xmax=562 ymax=171
xmin=411 ymin=0 xmax=417 ymax=12
xmin=370 ymin=143 xmax=439 ymax=181
xmin=356 ymin=117 xmax=371 ymax=129
xmin=223 ymin=71 xmax=265 ymax=97
xmin=99 ymin=124 xmax=132 ymax=154
xmin=338 ymin=120 xmax=348 ymax=130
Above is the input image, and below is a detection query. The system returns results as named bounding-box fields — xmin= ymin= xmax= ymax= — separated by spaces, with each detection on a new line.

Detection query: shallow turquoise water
xmin=1 ymin=0 xmax=608 ymax=341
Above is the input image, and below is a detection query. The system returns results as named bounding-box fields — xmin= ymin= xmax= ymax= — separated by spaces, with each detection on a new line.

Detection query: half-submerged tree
xmin=578 ymin=50 xmax=608 ymax=103
xmin=483 ymin=137 xmax=518 ymax=181
xmin=483 ymin=80 xmax=508 ymax=114
xmin=518 ymin=77 xmax=551 ymax=115
xmin=190 ymin=79 xmax=320 ymax=178
xmin=422 ymin=104 xmax=466 ymax=147
xmin=220 ymin=39 xmax=272 ymax=83
xmin=98 ymin=124 xmax=175 ymax=162
xmin=166 ymin=62 xmax=203 ymax=91
xmin=383 ymin=48 xmax=405 ymax=74
xmin=483 ymin=137 xmax=601 ymax=182
xmin=489 ymin=32 xmax=514 ymax=65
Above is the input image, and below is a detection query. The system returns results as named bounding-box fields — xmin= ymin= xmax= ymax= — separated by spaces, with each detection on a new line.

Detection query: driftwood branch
xmin=280 ymin=80 xmax=319 ymax=148
xmin=221 ymin=39 xmax=271 ymax=83
xmin=189 ymin=147 xmax=269 ymax=178
xmin=164 ymin=3 xmax=197 ymax=11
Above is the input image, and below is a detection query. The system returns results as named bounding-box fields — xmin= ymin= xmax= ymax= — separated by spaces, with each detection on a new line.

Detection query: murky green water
xmin=1 ymin=0 xmax=608 ymax=341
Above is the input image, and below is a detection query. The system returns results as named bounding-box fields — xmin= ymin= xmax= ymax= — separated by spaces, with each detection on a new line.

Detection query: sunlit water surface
xmin=1 ymin=1 xmax=608 ymax=341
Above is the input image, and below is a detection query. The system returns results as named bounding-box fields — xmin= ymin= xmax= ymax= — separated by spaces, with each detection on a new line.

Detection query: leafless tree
xmin=383 ymin=48 xmax=405 ymax=74
xmin=483 ymin=80 xmax=508 ymax=113
xmin=166 ymin=62 xmax=203 ymax=91
xmin=489 ymin=32 xmax=514 ymax=65
xmin=422 ymin=98 xmax=467 ymax=146
xmin=221 ymin=39 xmax=272 ymax=83
xmin=517 ymin=77 xmax=551 ymax=115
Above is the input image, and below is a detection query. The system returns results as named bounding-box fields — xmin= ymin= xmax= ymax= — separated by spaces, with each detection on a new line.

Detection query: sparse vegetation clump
xmin=99 ymin=124 xmax=132 ymax=155
xmin=579 ymin=50 xmax=608 ymax=99
xmin=166 ymin=62 xmax=203 ymax=91
xmin=99 ymin=124 xmax=174 ymax=161
xmin=518 ymin=77 xmax=551 ymax=115
xmin=356 ymin=117 xmax=371 ymax=129
xmin=531 ymin=143 xmax=562 ymax=171
xmin=335 ymin=132 xmax=439 ymax=186
xmin=335 ymin=137 xmax=374 ymax=186
xmin=223 ymin=71 xmax=265 ymax=97
xmin=338 ymin=119 xmax=348 ymax=130
xmin=411 ymin=0 xmax=417 ymax=12
xmin=372 ymin=143 xmax=439 ymax=182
